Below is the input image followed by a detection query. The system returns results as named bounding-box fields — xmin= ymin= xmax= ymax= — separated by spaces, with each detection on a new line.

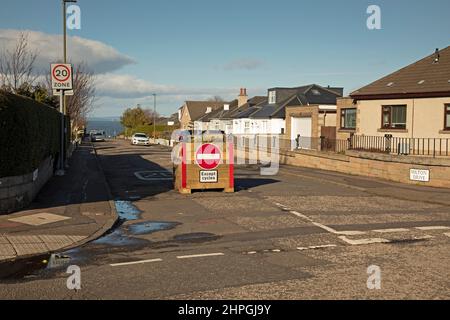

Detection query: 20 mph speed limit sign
xmin=51 ymin=64 xmax=73 ymax=90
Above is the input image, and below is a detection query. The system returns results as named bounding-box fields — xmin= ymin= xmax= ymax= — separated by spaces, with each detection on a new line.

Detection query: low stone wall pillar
xmin=0 ymin=157 xmax=54 ymax=214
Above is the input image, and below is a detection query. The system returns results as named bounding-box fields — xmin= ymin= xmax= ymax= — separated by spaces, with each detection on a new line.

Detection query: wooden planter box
xmin=174 ymin=138 xmax=234 ymax=194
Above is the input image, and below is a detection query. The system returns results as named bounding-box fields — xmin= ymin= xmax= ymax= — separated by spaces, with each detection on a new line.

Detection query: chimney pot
xmin=434 ymin=48 xmax=440 ymax=63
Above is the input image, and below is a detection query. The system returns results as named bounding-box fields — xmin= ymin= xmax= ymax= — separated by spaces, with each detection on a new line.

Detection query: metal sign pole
xmin=56 ymin=90 xmax=66 ymax=176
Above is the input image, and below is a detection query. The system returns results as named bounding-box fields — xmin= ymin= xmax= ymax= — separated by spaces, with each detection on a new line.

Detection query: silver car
xmin=91 ymin=131 xmax=106 ymax=142
xmin=131 ymin=133 xmax=150 ymax=146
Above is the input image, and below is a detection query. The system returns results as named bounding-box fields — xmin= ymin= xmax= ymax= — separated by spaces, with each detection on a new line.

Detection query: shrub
xmin=130 ymin=124 xmax=175 ymax=138
xmin=0 ymin=91 xmax=62 ymax=177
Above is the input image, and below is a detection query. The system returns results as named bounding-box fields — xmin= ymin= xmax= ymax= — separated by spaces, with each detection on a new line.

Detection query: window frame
xmin=340 ymin=108 xmax=357 ymax=130
xmin=445 ymin=104 xmax=450 ymax=131
xmin=381 ymin=105 xmax=407 ymax=130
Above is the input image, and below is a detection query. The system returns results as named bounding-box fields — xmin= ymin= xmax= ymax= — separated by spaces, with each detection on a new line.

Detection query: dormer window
xmin=268 ymin=91 xmax=276 ymax=104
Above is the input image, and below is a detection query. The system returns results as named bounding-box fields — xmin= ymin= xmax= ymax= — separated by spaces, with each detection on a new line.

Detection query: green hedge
xmin=0 ymin=91 xmax=62 ymax=177
xmin=124 ymin=124 xmax=176 ymax=138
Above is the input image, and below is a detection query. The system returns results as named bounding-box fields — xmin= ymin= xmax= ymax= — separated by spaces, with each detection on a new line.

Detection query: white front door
xmin=291 ymin=117 xmax=312 ymax=149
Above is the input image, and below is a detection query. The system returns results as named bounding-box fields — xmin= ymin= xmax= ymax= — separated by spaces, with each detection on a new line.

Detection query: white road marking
xmin=289 ymin=211 xmax=335 ymax=231
xmin=110 ymin=258 xmax=163 ymax=267
xmin=373 ymin=228 xmax=410 ymax=234
xmin=134 ymin=171 xmax=173 ymax=181
xmin=339 ymin=236 xmax=390 ymax=246
xmin=413 ymin=235 xmax=434 ymax=240
xmin=415 ymin=226 xmax=450 ymax=231
xmin=297 ymin=244 xmax=337 ymax=251
xmin=275 ymin=203 xmax=290 ymax=210
xmin=335 ymin=230 xmax=367 ymax=236
xmin=177 ymin=253 xmax=224 ymax=259
xmin=288 ymin=210 xmax=362 ymax=236
xmin=309 ymin=244 xmax=337 ymax=249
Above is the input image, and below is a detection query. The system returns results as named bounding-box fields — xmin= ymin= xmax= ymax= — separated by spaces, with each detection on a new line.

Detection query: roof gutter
xmin=350 ymin=91 xmax=450 ymax=101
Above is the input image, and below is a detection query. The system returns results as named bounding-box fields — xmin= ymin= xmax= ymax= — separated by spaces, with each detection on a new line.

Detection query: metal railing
xmin=172 ymin=133 xmax=450 ymax=158
xmin=350 ymin=135 xmax=450 ymax=157
xmin=285 ymin=135 xmax=450 ymax=157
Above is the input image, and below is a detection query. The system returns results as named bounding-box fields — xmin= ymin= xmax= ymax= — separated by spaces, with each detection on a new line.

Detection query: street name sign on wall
xmin=410 ymin=169 xmax=430 ymax=182
xmin=51 ymin=64 xmax=73 ymax=90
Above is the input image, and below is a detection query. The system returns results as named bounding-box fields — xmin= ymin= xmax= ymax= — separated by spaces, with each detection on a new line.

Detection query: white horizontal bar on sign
xmin=196 ymin=154 xmax=221 ymax=160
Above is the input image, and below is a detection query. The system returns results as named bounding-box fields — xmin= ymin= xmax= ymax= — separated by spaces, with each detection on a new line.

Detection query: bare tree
xmin=65 ymin=64 xmax=97 ymax=132
xmin=144 ymin=108 xmax=160 ymax=124
xmin=208 ymin=96 xmax=225 ymax=102
xmin=0 ymin=33 xmax=38 ymax=92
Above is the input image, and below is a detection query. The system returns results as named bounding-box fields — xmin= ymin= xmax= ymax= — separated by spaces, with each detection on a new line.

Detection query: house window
xmin=262 ymin=121 xmax=268 ymax=133
xmin=268 ymin=91 xmax=276 ymax=104
xmin=445 ymin=104 xmax=450 ymax=130
xmin=244 ymin=121 xmax=250 ymax=133
xmin=382 ymin=105 xmax=407 ymax=129
xmin=340 ymin=108 xmax=357 ymax=130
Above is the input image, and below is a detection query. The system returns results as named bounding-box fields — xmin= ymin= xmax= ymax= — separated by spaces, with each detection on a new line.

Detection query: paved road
xmin=0 ymin=139 xmax=449 ymax=299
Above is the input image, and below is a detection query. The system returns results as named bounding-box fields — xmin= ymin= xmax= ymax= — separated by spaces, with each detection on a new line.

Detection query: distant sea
xmin=87 ymin=118 xmax=123 ymax=137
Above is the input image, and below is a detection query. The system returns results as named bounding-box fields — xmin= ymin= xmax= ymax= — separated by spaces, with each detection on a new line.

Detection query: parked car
xmin=131 ymin=133 xmax=150 ymax=146
xmin=91 ymin=131 xmax=106 ymax=142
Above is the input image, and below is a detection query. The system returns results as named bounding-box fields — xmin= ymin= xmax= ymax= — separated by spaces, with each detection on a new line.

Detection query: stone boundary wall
xmin=235 ymin=145 xmax=450 ymax=189
xmin=0 ymin=157 xmax=54 ymax=214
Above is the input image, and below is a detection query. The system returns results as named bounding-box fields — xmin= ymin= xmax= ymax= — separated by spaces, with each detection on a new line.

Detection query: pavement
xmin=0 ymin=139 xmax=449 ymax=299
xmin=0 ymin=142 xmax=118 ymax=262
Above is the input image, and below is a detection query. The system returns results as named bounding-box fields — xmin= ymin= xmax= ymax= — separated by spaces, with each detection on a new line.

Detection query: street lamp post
xmin=153 ymin=94 xmax=157 ymax=141
xmin=56 ymin=0 xmax=77 ymax=176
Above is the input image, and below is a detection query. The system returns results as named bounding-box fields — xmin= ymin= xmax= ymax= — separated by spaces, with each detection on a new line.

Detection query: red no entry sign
xmin=196 ymin=144 xmax=221 ymax=170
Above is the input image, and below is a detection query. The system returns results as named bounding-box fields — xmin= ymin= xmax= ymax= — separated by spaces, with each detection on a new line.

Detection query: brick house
xmin=178 ymin=101 xmax=225 ymax=130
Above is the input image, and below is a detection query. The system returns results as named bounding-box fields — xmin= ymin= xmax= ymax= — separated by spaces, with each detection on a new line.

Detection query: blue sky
xmin=1 ymin=0 xmax=449 ymax=117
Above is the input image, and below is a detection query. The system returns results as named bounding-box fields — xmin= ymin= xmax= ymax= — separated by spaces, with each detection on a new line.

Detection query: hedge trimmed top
xmin=0 ymin=91 xmax=61 ymax=178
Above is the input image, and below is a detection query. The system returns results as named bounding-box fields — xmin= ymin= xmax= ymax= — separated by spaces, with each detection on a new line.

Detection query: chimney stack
xmin=238 ymin=88 xmax=248 ymax=107
xmin=434 ymin=48 xmax=440 ymax=64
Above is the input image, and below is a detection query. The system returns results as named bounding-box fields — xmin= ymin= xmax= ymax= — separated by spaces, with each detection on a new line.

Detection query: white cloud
xmin=0 ymin=29 xmax=135 ymax=74
xmin=0 ymin=29 xmax=261 ymax=117
xmin=96 ymin=74 xmax=175 ymax=98
xmin=96 ymin=73 xmax=238 ymax=99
